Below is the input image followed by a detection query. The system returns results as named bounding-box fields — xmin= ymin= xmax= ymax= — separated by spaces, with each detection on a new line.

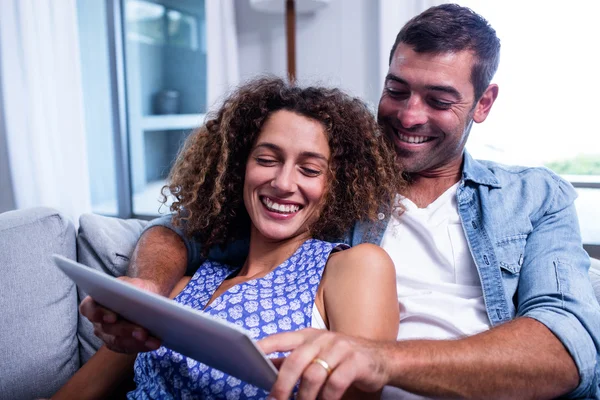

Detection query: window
xmin=455 ymin=1 xmax=600 ymax=245
xmin=77 ymin=0 xmax=206 ymax=218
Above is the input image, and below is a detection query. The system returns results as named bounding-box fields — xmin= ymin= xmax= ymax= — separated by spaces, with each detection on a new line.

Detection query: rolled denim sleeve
xmin=516 ymin=177 xmax=600 ymax=397
xmin=144 ymin=215 xmax=249 ymax=275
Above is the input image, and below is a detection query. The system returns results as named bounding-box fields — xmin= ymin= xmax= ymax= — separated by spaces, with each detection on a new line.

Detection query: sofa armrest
xmin=0 ymin=207 xmax=79 ymax=400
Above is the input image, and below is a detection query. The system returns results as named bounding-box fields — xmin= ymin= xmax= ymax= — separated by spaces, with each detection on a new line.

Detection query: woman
xmin=55 ymin=77 xmax=405 ymax=399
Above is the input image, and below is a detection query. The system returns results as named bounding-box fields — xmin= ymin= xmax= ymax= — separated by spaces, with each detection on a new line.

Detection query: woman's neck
xmin=237 ymin=230 xmax=311 ymax=279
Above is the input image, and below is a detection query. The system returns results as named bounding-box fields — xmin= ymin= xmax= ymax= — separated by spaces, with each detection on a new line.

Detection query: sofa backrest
xmin=76 ymin=212 xmax=149 ymax=364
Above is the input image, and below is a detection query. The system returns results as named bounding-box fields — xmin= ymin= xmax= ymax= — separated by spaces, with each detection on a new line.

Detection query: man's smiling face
xmin=378 ymin=43 xmax=480 ymax=177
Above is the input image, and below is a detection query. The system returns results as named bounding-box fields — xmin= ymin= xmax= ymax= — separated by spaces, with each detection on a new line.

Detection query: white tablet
xmin=53 ymin=254 xmax=278 ymax=391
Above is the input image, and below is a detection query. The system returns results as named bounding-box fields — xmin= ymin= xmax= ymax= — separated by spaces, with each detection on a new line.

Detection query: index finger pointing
xmin=258 ymin=328 xmax=320 ymax=355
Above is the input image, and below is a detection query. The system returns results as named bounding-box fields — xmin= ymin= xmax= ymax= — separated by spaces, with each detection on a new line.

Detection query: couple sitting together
xmin=57 ymin=4 xmax=600 ymax=400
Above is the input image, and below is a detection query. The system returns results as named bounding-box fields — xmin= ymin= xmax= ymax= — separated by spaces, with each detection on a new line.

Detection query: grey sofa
xmin=1 ymin=207 xmax=600 ymax=400
xmin=0 ymin=207 xmax=148 ymax=400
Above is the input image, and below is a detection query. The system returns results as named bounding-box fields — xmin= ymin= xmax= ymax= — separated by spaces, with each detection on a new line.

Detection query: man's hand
xmin=258 ymin=328 xmax=391 ymax=400
xmin=79 ymin=277 xmax=162 ymax=354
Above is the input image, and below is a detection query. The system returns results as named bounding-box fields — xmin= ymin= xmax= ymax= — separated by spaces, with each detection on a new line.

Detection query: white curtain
xmin=0 ymin=0 xmax=91 ymax=225
xmin=378 ymin=0 xmax=448 ymax=86
xmin=206 ymin=0 xmax=240 ymax=111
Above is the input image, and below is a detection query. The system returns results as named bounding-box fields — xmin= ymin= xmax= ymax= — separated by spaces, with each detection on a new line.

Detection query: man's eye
xmin=430 ymin=99 xmax=453 ymax=110
xmin=386 ymin=88 xmax=407 ymax=98
xmin=255 ymin=157 xmax=277 ymax=166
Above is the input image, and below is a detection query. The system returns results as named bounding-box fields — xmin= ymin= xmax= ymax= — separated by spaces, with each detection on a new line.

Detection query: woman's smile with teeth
xmin=261 ymin=197 xmax=301 ymax=214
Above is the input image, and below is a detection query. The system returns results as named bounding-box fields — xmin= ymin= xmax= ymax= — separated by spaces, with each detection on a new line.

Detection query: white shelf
xmin=141 ymin=113 xmax=206 ymax=131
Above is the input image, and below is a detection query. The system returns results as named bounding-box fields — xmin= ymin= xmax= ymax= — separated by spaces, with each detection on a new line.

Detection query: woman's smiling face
xmin=243 ymin=109 xmax=330 ymax=243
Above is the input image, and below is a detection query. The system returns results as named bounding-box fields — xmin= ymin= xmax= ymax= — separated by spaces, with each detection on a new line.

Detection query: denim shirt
xmin=147 ymin=151 xmax=600 ymax=398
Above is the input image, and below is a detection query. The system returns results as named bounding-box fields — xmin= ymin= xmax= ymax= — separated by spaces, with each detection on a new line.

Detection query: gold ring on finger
xmin=312 ymin=357 xmax=333 ymax=377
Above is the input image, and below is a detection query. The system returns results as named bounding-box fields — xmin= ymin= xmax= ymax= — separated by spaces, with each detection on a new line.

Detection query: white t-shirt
xmin=310 ymin=184 xmax=490 ymax=398
xmin=380 ymin=183 xmax=490 ymax=399
xmin=311 ymin=303 xmax=327 ymax=329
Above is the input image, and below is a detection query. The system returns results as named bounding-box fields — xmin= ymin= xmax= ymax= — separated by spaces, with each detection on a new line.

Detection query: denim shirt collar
xmin=461 ymin=151 xmax=502 ymax=188
xmin=348 ymin=151 xmax=502 ymax=246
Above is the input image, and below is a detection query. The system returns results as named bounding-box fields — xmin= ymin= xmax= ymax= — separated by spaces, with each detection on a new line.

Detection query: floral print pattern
xmin=128 ymin=239 xmax=341 ymax=400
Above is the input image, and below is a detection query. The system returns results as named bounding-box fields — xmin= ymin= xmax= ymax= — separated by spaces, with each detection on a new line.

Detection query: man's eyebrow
xmin=254 ymin=142 xmax=329 ymax=161
xmin=385 ymin=74 xmax=463 ymax=100
xmin=426 ymin=85 xmax=462 ymax=100
xmin=385 ymin=74 xmax=408 ymax=86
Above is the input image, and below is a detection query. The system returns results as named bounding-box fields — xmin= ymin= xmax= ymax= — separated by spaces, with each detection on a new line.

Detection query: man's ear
xmin=473 ymin=84 xmax=499 ymax=123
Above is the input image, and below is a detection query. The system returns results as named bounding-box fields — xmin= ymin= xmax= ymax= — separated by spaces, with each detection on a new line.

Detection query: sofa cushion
xmin=0 ymin=207 xmax=78 ymax=400
xmin=76 ymin=213 xmax=148 ymax=364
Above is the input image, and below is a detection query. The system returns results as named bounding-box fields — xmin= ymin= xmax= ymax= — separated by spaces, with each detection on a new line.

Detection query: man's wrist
xmin=117 ymin=276 xmax=163 ymax=296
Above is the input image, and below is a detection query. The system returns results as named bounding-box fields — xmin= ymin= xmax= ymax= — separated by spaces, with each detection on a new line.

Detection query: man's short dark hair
xmin=389 ymin=3 xmax=500 ymax=101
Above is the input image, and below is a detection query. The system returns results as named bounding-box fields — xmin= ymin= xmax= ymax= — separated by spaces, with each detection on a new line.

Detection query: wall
xmin=236 ymin=0 xmax=381 ymax=108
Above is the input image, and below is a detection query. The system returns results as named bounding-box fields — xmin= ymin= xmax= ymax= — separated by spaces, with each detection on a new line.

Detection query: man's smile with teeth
xmin=396 ymin=131 xmax=434 ymax=144
xmin=261 ymin=196 xmax=301 ymax=214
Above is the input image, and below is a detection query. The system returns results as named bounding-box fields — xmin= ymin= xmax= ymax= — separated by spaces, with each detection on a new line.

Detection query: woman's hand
xmin=79 ymin=277 xmax=162 ymax=353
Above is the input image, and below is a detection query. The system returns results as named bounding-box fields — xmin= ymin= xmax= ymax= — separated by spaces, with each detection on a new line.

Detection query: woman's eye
xmin=301 ymin=167 xmax=322 ymax=177
xmin=255 ymin=157 xmax=277 ymax=166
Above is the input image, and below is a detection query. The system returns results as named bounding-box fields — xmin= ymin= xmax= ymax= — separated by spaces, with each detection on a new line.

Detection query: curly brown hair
xmin=163 ymin=76 xmax=405 ymax=253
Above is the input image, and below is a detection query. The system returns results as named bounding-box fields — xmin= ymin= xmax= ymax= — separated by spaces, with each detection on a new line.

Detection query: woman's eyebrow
xmin=254 ymin=142 xmax=328 ymax=161
xmin=253 ymin=142 xmax=280 ymax=151
xmin=299 ymin=151 xmax=328 ymax=162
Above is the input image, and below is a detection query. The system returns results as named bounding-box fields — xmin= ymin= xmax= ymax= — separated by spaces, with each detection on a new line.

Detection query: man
xmin=83 ymin=4 xmax=600 ymax=399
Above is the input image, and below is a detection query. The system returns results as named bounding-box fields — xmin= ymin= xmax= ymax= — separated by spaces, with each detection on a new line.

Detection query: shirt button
xmin=378 ymin=213 xmax=385 ymax=220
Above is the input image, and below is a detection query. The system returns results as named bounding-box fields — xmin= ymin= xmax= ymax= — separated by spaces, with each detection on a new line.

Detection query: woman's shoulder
xmin=329 ymin=242 xmax=391 ymax=263
xmin=326 ymin=243 xmax=394 ymax=277
xmin=319 ymin=243 xmax=399 ymax=340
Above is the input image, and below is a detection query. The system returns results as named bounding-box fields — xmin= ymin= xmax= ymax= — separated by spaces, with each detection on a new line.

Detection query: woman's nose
xmin=270 ymin=166 xmax=297 ymax=193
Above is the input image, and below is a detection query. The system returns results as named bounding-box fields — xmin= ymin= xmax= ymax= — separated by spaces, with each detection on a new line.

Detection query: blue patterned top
xmin=128 ymin=239 xmax=342 ymax=400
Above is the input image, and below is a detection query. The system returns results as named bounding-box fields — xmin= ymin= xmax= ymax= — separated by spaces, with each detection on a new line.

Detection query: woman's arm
xmin=312 ymin=243 xmax=399 ymax=400
xmin=317 ymin=243 xmax=399 ymax=338
xmin=51 ymin=346 xmax=136 ymax=400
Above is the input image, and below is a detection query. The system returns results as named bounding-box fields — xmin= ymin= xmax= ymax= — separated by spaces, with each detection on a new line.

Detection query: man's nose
xmin=397 ymin=96 xmax=427 ymax=128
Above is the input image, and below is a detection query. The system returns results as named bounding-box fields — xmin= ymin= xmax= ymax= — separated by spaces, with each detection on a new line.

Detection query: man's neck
xmin=403 ymin=173 xmax=461 ymax=208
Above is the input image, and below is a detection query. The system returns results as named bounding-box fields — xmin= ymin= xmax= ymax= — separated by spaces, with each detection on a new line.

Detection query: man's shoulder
xmin=474 ymin=158 xmax=571 ymax=189
xmin=471 ymin=158 xmax=578 ymax=212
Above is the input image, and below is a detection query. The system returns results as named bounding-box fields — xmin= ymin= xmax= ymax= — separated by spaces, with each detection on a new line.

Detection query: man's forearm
xmin=386 ymin=317 xmax=579 ymax=399
xmin=127 ymin=226 xmax=188 ymax=296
